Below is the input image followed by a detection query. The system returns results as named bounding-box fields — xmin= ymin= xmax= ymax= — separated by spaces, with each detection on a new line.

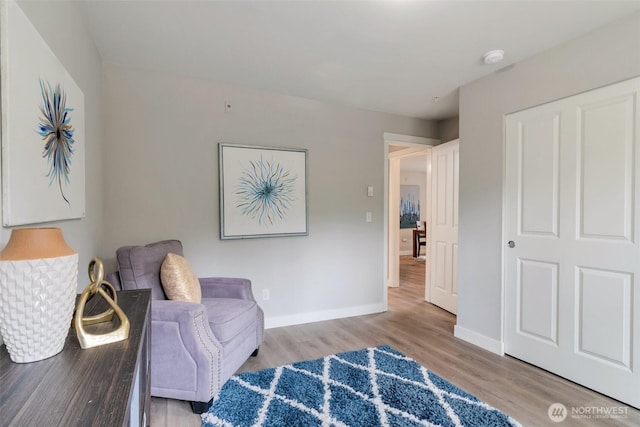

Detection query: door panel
xmin=518 ymin=259 xmax=558 ymax=345
xmin=519 ymin=113 xmax=560 ymax=237
xmin=435 ymin=153 xmax=449 ymax=226
xmin=434 ymin=241 xmax=447 ymax=290
xmin=577 ymin=267 xmax=632 ymax=368
xmin=578 ymin=95 xmax=635 ymax=241
xmin=505 ymin=77 xmax=640 ymax=408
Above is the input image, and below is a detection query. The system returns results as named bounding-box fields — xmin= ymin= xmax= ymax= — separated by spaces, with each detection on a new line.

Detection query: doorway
xmin=383 ymin=133 xmax=437 ymax=311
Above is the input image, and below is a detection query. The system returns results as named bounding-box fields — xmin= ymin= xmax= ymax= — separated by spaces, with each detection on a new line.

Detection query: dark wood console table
xmin=0 ymin=289 xmax=151 ymax=426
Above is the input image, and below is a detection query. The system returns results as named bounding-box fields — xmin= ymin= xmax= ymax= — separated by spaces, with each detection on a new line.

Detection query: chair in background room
xmin=416 ymin=220 xmax=427 ymax=257
xmin=106 ymin=240 xmax=264 ymax=413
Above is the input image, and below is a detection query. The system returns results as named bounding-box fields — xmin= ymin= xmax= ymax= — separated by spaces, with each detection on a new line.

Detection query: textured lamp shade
xmin=0 ymin=228 xmax=78 ymax=363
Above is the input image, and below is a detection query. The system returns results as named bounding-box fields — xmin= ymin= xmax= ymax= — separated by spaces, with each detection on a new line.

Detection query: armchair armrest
xmin=199 ymin=277 xmax=256 ymax=301
xmin=152 ymin=299 xmax=207 ymax=322
xmin=151 ymin=300 xmax=223 ymax=402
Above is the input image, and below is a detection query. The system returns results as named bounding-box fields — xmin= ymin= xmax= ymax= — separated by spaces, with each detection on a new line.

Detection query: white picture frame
xmin=219 ymin=143 xmax=308 ymax=239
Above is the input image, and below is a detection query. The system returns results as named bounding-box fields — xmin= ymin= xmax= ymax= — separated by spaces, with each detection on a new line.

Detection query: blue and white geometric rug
xmin=202 ymin=345 xmax=521 ymax=427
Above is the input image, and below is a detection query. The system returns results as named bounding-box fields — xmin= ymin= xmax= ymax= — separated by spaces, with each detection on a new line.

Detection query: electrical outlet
xmin=262 ymin=289 xmax=270 ymax=301
xmin=366 ymin=212 xmax=372 ymax=222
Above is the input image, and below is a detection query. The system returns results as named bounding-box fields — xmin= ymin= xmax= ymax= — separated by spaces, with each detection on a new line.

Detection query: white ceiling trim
xmin=384 ymin=133 xmax=439 ymax=146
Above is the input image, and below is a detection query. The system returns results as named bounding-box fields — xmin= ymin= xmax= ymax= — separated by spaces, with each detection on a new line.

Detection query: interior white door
xmin=504 ymin=77 xmax=640 ymax=408
xmin=429 ymin=139 xmax=459 ymax=314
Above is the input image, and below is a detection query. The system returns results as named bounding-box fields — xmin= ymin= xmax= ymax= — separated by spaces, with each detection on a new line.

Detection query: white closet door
xmin=504 ymin=77 xmax=640 ymax=408
xmin=430 ymin=139 xmax=459 ymax=314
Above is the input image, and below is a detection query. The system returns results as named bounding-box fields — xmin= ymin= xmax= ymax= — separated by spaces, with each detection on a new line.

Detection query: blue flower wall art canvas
xmin=1 ymin=0 xmax=85 ymax=226
xmin=235 ymin=156 xmax=297 ymax=225
xmin=38 ymin=79 xmax=75 ymax=205
xmin=220 ymin=144 xmax=308 ymax=239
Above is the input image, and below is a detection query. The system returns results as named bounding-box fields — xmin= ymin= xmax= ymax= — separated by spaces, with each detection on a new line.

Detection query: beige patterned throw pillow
xmin=160 ymin=253 xmax=202 ymax=303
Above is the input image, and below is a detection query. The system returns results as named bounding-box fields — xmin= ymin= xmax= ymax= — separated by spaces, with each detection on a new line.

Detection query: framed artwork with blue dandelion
xmin=219 ymin=143 xmax=308 ymax=239
xmin=0 ymin=0 xmax=85 ymax=226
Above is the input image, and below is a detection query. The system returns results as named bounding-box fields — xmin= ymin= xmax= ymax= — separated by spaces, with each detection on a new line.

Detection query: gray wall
xmin=457 ymin=12 xmax=640 ymax=344
xmin=101 ymin=64 xmax=437 ymax=326
xmin=3 ymin=2 xmax=104 ymax=289
xmin=438 ymin=116 xmax=459 ymax=143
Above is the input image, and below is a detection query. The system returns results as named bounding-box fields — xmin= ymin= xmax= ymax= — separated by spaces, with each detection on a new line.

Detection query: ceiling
xmin=79 ymin=0 xmax=640 ymax=120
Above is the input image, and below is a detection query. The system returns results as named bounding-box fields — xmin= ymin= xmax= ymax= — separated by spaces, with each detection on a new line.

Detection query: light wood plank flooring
xmin=151 ymin=256 xmax=639 ymax=426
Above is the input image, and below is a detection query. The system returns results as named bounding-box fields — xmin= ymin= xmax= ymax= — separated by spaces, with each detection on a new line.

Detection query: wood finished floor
xmin=151 ymin=256 xmax=640 ymax=426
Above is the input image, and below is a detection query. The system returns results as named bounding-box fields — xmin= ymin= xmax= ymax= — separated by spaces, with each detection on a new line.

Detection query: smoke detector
xmin=483 ymin=49 xmax=505 ymax=65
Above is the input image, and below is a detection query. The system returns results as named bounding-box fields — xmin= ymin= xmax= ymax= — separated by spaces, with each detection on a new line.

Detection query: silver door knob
xmin=508 ymin=241 xmax=516 ymax=248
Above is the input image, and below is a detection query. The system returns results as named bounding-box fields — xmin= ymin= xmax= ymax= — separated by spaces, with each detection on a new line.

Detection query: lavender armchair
xmin=107 ymin=240 xmax=264 ymax=413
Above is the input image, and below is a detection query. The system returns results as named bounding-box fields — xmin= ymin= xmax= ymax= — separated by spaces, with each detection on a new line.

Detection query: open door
xmin=429 ymin=139 xmax=459 ymax=314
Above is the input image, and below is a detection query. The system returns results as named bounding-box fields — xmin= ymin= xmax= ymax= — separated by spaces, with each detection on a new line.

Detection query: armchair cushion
xmin=203 ymin=298 xmax=260 ymax=344
xmin=161 ymin=253 xmax=202 ymax=303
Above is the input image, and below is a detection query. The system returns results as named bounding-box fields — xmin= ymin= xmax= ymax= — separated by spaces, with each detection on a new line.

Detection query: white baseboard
xmin=454 ymin=325 xmax=504 ymax=355
xmin=265 ymin=303 xmax=386 ymax=329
